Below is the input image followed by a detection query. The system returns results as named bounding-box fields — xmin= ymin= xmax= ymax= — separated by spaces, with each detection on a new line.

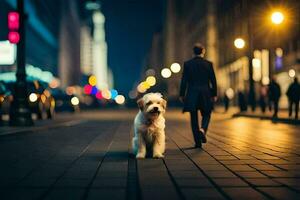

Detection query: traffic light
xmin=8 ymin=12 xmax=20 ymax=44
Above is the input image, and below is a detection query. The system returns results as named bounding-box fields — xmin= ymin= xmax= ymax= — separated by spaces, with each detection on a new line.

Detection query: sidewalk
xmin=0 ymin=114 xmax=83 ymax=136
xmin=232 ymin=108 xmax=300 ymax=125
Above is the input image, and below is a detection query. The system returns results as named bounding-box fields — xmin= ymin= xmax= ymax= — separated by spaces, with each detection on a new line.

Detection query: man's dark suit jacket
xmin=179 ymin=56 xmax=217 ymax=113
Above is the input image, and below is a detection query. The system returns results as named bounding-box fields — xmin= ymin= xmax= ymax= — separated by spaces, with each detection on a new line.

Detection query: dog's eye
xmin=157 ymin=102 xmax=160 ymax=104
xmin=146 ymin=101 xmax=152 ymax=105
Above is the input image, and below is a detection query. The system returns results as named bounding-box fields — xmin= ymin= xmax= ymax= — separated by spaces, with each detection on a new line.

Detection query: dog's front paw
xmin=136 ymin=153 xmax=146 ymax=159
xmin=153 ymin=153 xmax=164 ymax=158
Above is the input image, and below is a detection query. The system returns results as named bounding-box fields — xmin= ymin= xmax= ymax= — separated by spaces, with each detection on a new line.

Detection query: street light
xmin=271 ymin=11 xmax=284 ymax=25
xmin=161 ymin=68 xmax=171 ymax=78
xmin=234 ymin=38 xmax=245 ymax=49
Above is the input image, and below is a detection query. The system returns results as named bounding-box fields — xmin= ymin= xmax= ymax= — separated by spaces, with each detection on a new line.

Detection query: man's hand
xmin=179 ymin=96 xmax=184 ymax=103
xmin=212 ymin=96 xmax=218 ymax=102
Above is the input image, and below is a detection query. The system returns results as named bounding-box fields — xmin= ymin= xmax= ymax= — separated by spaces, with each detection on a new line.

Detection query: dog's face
xmin=137 ymin=93 xmax=166 ymax=118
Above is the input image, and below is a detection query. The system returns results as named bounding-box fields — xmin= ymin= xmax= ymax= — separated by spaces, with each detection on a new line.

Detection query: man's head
xmin=193 ymin=43 xmax=205 ymax=56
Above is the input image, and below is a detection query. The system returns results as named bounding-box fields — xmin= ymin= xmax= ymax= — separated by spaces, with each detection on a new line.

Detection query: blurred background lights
xmin=161 ymin=68 xmax=171 ymax=78
xmin=234 ymin=38 xmax=245 ymax=49
xmin=115 ymin=95 xmax=125 ymax=105
xmin=275 ymin=48 xmax=283 ymax=57
xmin=262 ymin=77 xmax=270 ymax=85
xmin=170 ymin=63 xmax=181 ymax=73
xmin=225 ymin=88 xmax=235 ymax=99
xmin=137 ymin=83 xmax=147 ymax=93
xmin=129 ymin=90 xmax=138 ymax=99
xmin=95 ymin=91 xmax=103 ymax=99
xmin=110 ymin=89 xmax=118 ymax=99
xmin=271 ymin=11 xmax=284 ymax=25
xmin=84 ymin=84 xmax=92 ymax=94
xmin=145 ymin=69 xmax=155 ymax=76
xmin=288 ymin=69 xmax=296 ymax=78
xmin=71 ymin=96 xmax=79 ymax=106
xmin=146 ymin=76 xmax=156 ymax=86
xmin=101 ymin=89 xmax=111 ymax=99
xmin=88 ymin=75 xmax=97 ymax=86
xmin=141 ymin=81 xmax=150 ymax=90
xmin=91 ymin=86 xmax=98 ymax=95
xmin=29 ymin=93 xmax=38 ymax=102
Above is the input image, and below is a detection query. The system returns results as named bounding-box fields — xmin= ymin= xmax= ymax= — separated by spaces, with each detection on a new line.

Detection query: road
xmin=0 ymin=109 xmax=300 ymax=200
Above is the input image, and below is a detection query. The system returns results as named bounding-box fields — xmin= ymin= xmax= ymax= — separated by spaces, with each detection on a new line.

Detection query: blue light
xmin=275 ymin=57 xmax=283 ymax=70
xmin=110 ymin=89 xmax=118 ymax=99
xmin=91 ymin=86 xmax=98 ymax=95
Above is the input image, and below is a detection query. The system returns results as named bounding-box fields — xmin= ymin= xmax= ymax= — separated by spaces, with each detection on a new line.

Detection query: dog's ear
xmin=137 ymin=98 xmax=144 ymax=110
xmin=161 ymin=99 xmax=167 ymax=109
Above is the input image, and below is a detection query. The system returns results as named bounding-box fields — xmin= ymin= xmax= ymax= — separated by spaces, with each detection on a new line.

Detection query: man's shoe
xmin=194 ymin=143 xmax=202 ymax=148
xmin=199 ymin=129 xmax=207 ymax=143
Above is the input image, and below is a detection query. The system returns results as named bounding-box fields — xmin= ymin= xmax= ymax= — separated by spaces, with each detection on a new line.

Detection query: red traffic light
xmin=8 ymin=12 xmax=19 ymax=30
xmin=8 ymin=31 xmax=20 ymax=44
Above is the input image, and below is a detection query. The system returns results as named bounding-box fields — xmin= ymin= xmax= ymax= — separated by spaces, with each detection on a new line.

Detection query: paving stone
xmin=141 ymin=188 xmax=181 ymax=200
xmin=87 ymin=188 xmax=126 ymax=200
xmin=170 ymin=170 xmax=205 ymax=178
xmin=250 ymin=164 xmax=282 ymax=171
xmin=54 ymin=178 xmax=91 ymax=187
xmin=175 ymin=177 xmax=213 ymax=187
xmin=91 ymin=178 xmax=127 ymax=188
xmin=182 ymin=188 xmax=226 ymax=200
xmin=213 ymin=178 xmax=249 ymax=187
xmin=236 ymin=171 xmax=267 ymax=178
xmin=205 ymin=170 xmax=237 ymax=178
xmin=261 ymin=171 xmax=299 ymax=178
xmin=44 ymin=189 xmax=85 ymax=200
xmin=275 ymin=164 xmax=300 ymax=170
xmin=257 ymin=187 xmax=300 ymax=200
xmin=226 ymin=165 xmax=256 ymax=171
xmin=245 ymin=178 xmax=282 ymax=186
xmin=223 ymin=187 xmax=267 ymax=200
xmin=273 ymin=178 xmax=300 ymax=186
xmin=198 ymin=164 xmax=228 ymax=171
xmin=214 ymin=155 xmax=238 ymax=160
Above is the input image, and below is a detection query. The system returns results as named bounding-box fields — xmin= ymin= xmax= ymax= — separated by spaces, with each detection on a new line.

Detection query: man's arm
xmin=209 ymin=62 xmax=217 ymax=99
xmin=179 ymin=62 xmax=188 ymax=99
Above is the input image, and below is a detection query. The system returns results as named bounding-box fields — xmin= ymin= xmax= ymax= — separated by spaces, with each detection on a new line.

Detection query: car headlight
xmin=71 ymin=96 xmax=79 ymax=106
xmin=29 ymin=93 xmax=38 ymax=102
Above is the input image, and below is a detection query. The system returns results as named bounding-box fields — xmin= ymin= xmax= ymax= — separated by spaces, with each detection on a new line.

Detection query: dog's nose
xmin=153 ymin=107 xmax=158 ymax=111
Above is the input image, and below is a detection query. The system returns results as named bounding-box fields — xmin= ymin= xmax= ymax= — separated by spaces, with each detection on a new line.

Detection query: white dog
xmin=132 ymin=93 xmax=167 ymax=158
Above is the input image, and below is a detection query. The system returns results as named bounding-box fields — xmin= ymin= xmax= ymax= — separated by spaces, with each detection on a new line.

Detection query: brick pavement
xmin=0 ymin=110 xmax=299 ymax=200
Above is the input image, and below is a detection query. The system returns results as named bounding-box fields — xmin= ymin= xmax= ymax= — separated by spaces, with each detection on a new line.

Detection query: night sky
xmin=101 ymin=0 xmax=165 ymax=95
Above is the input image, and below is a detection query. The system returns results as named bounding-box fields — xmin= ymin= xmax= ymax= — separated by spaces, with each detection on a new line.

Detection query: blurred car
xmin=0 ymin=81 xmax=13 ymax=122
xmin=5 ymin=80 xmax=55 ymax=119
xmin=51 ymin=89 xmax=79 ymax=112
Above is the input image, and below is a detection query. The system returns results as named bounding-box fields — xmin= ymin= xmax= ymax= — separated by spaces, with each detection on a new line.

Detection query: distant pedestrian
xmin=259 ymin=86 xmax=268 ymax=113
xmin=179 ymin=43 xmax=217 ymax=148
xmin=223 ymin=92 xmax=229 ymax=113
xmin=238 ymin=90 xmax=247 ymax=112
xmin=268 ymin=77 xmax=281 ymax=118
xmin=286 ymin=77 xmax=300 ymax=119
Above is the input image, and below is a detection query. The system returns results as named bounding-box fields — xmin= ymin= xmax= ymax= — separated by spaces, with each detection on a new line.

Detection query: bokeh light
xmin=91 ymin=86 xmax=98 ymax=95
xmin=226 ymin=88 xmax=235 ymax=99
xmin=271 ymin=11 xmax=284 ymax=25
xmin=110 ymin=89 xmax=118 ymax=99
xmin=137 ymin=83 xmax=147 ymax=93
xmin=115 ymin=95 xmax=125 ymax=105
xmin=88 ymin=75 xmax=97 ymax=86
xmin=29 ymin=93 xmax=38 ymax=102
xmin=288 ymin=69 xmax=296 ymax=78
xmin=84 ymin=84 xmax=92 ymax=94
xmin=129 ymin=90 xmax=138 ymax=99
xmin=95 ymin=91 xmax=103 ymax=100
xmin=170 ymin=63 xmax=181 ymax=73
xmin=146 ymin=76 xmax=156 ymax=86
xmin=234 ymin=38 xmax=245 ymax=49
xmin=102 ymin=89 xmax=111 ymax=99
xmin=71 ymin=96 xmax=79 ymax=106
xmin=161 ymin=68 xmax=172 ymax=78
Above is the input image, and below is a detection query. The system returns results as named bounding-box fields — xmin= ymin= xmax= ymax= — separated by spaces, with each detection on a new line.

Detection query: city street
xmin=0 ymin=109 xmax=300 ymax=200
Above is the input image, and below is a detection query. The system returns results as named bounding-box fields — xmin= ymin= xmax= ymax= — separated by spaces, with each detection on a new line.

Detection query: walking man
xmin=286 ymin=77 xmax=300 ymax=119
xmin=268 ymin=77 xmax=281 ymax=118
xmin=179 ymin=43 xmax=217 ymax=148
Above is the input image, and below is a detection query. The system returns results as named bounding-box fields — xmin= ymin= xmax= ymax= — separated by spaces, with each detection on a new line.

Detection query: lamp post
xmin=9 ymin=0 xmax=33 ymax=126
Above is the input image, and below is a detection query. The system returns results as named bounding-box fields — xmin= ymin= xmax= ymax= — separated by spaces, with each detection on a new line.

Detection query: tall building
xmin=92 ymin=10 xmax=109 ymax=90
xmin=58 ymin=0 xmax=81 ymax=87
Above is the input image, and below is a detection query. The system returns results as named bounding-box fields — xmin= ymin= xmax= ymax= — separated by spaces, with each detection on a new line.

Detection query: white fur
xmin=132 ymin=93 xmax=166 ymax=158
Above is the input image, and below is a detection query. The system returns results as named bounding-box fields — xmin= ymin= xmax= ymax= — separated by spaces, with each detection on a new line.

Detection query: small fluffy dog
xmin=132 ymin=93 xmax=167 ymax=158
